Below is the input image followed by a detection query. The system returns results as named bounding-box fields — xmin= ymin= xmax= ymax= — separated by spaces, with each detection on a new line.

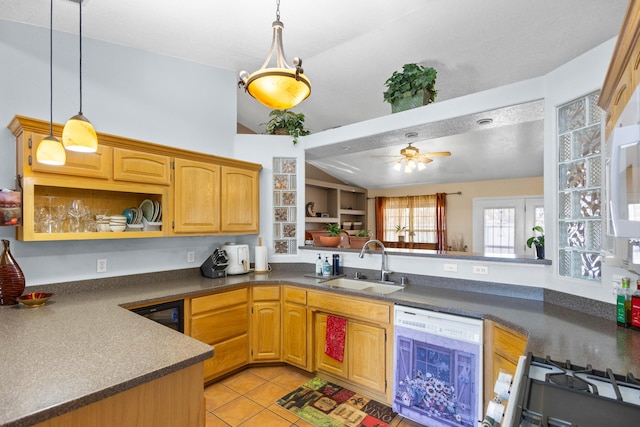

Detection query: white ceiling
xmin=0 ymin=0 xmax=629 ymax=188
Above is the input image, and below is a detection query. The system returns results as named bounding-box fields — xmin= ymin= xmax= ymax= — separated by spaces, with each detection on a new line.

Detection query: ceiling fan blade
xmin=420 ymin=151 xmax=451 ymax=157
xmin=419 ymin=158 xmax=433 ymax=164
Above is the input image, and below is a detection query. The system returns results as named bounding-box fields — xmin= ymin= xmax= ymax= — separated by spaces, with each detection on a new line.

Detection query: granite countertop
xmin=1 ymin=268 xmax=639 ymax=426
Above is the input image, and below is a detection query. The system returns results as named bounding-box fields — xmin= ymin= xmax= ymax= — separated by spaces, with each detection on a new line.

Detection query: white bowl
xmin=109 ymin=224 xmax=126 ymax=232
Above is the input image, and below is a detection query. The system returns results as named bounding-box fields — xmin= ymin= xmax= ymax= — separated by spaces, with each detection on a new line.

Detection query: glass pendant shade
xmin=36 ymin=134 xmax=66 ymax=166
xmin=245 ymin=68 xmax=311 ymax=110
xmin=62 ymin=114 xmax=97 ymax=152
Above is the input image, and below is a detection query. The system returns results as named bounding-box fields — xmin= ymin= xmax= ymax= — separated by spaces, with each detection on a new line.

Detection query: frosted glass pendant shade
xmin=36 ymin=134 xmax=66 ymax=166
xmin=245 ymin=68 xmax=311 ymax=109
xmin=62 ymin=114 xmax=97 ymax=152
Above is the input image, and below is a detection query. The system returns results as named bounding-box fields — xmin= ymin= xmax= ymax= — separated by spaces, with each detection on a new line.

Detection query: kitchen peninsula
xmin=2 ymin=267 xmax=638 ymax=427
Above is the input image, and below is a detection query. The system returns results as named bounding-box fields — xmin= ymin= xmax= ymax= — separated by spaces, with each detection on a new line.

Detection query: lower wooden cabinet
xmin=189 ymin=287 xmax=249 ymax=382
xmin=250 ymin=286 xmax=281 ymax=362
xmin=483 ymin=320 xmax=527 ymax=409
xmin=315 ymin=313 xmax=348 ymax=378
xmin=283 ymin=286 xmax=308 ymax=370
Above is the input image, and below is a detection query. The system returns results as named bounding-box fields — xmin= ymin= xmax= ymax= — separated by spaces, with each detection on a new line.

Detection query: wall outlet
xmin=444 ymin=263 xmax=458 ymax=272
xmin=97 ymin=259 xmax=107 ymax=273
xmin=187 ymin=251 xmax=195 ymax=263
xmin=473 ymin=265 xmax=489 ymax=275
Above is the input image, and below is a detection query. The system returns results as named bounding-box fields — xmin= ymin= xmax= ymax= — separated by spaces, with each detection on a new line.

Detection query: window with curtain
xmin=377 ymin=194 xmax=446 ymax=248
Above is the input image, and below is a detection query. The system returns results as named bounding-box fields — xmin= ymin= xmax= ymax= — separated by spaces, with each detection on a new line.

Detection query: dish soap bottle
xmin=617 ymin=277 xmax=632 ymax=328
xmin=315 ymin=253 xmax=323 ymax=276
xmin=631 ymin=279 xmax=640 ymax=331
xmin=322 ymin=256 xmax=331 ymax=277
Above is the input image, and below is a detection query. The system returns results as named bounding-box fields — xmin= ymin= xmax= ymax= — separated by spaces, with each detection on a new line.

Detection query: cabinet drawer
xmin=284 ymin=286 xmax=307 ymax=304
xmin=493 ymin=324 xmax=527 ymax=363
xmin=113 ymin=148 xmax=171 ymax=185
xmin=252 ymin=285 xmax=281 ymax=301
xmin=191 ymin=288 xmax=248 ymax=315
xmin=308 ymin=290 xmax=391 ymax=324
xmin=191 ymin=304 xmax=248 ymax=344
xmin=203 ymin=334 xmax=249 ymax=380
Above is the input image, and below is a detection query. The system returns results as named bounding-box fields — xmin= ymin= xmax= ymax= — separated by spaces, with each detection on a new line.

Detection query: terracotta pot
xmin=349 ymin=236 xmax=370 ymax=250
xmin=319 ymin=235 xmax=341 ymax=247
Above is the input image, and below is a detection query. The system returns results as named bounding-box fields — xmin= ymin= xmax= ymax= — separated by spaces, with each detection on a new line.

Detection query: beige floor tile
xmin=267 ymin=403 xmax=300 ymax=423
xmin=204 ymin=382 xmax=241 ymax=411
xmin=214 ymin=396 xmax=263 ymax=426
xmin=248 ymin=365 xmax=291 ymax=380
xmin=221 ymin=371 xmax=267 ymax=394
xmin=245 ymin=381 xmax=289 ymax=407
xmin=270 ymin=369 xmax=314 ymax=390
xmin=398 ymin=416 xmax=427 ymax=426
xmin=238 ymin=408 xmax=293 ymax=427
xmin=291 ymin=418 xmax=315 ymax=427
xmin=205 ymin=411 xmax=231 ymax=427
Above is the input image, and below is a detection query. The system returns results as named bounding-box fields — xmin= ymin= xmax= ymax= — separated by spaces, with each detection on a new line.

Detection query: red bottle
xmin=631 ymin=279 xmax=640 ymax=331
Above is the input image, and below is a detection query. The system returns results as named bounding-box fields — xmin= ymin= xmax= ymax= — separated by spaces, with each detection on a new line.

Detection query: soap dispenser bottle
xmin=322 ymin=256 xmax=331 ymax=277
xmin=315 ymin=253 xmax=323 ymax=276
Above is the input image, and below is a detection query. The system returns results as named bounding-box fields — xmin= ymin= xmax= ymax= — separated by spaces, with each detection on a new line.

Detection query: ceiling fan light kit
xmin=238 ymin=0 xmax=310 ymax=109
xmin=384 ymin=142 xmax=450 ymax=173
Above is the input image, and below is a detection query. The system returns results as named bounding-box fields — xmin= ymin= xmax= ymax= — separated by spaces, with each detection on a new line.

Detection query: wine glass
xmin=67 ymin=199 xmax=85 ymax=233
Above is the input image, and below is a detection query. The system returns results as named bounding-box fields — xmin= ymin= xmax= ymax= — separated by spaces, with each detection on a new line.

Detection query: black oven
xmin=131 ymin=300 xmax=184 ymax=333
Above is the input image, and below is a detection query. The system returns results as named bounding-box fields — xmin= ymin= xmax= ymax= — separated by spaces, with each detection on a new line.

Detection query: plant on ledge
xmin=325 ymin=223 xmax=343 ymax=237
xmin=261 ymin=109 xmax=310 ymax=145
xmin=526 ymin=226 xmax=545 ymax=259
xmin=383 ymin=63 xmax=438 ymax=112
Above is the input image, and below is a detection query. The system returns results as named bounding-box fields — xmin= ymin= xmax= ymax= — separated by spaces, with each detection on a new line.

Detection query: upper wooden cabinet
xmin=598 ymin=0 xmax=640 ymax=138
xmin=8 ymin=115 xmax=262 ymax=241
xmin=173 ymin=158 xmax=221 ymax=234
xmin=221 ymin=166 xmax=260 ymax=234
xmin=113 ymin=148 xmax=171 ymax=185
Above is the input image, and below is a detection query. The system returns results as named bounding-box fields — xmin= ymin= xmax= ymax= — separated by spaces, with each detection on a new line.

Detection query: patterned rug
xmin=276 ymin=377 xmax=398 ymax=427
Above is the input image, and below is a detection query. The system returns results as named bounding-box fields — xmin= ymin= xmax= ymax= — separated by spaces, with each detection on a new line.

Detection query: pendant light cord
xmin=49 ymin=0 xmax=54 ymax=136
xmin=78 ymin=0 xmax=83 ymax=115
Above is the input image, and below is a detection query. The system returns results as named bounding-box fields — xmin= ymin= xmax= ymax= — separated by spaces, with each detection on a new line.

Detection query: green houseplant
xmin=349 ymin=229 xmax=371 ymax=250
xmin=319 ymin=223 xmax=343 ymax=247
xmin=262 ymin=109 xmax=310 ymax=144
xmin=395 ymin=225 xmax=407 ymax=242
xmin=383 ymin=63 xmax=438 ymax=113
xmin=526 ymin=226 xmax=545 ymax=259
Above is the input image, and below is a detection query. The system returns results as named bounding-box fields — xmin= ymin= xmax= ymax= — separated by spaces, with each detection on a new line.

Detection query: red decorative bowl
xmin=16 ymin=292 xmax=53 ymax=308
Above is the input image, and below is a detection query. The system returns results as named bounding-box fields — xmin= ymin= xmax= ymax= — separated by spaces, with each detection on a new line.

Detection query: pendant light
xmin=62 ymin=0 xmax=97 ymax=153
xmin=36 ymin=0 xmax=66 ymax=166
xmin=238 ymin=0 xmax=311 ymax=109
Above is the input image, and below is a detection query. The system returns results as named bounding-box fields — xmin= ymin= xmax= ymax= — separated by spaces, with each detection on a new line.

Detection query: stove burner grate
xmin=542 ymin=356 xmax=599 ymax=395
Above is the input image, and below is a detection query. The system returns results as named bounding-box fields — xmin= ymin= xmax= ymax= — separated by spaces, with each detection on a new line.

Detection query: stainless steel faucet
xmin=358 ymin=239 xmax=392 ymax=283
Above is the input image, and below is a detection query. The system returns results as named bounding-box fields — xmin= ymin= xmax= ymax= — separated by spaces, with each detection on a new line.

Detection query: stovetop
xmin=513 ymin=354 xmax=640 ymax=427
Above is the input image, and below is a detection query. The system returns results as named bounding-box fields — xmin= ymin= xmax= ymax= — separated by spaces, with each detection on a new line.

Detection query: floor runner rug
xmin=276 ymin=377 xmax=398 ymax=427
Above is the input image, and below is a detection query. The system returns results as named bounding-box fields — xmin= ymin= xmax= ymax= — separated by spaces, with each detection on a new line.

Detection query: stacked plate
xmin=122 ymin=206 xmax=144 ymax=230
xmin=139 ymin=199 xmax=162 ymax=223
xmin=109 ymin=215 xmax=127 ymax=232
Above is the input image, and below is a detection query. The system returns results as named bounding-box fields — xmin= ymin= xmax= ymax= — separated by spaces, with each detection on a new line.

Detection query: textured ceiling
xmin=0 ymin=0 xmax=629 ymax=188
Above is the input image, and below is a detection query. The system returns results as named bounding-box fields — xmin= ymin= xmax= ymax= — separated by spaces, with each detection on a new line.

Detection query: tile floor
xmin=204 ymin=365 xmax=423 ymax=426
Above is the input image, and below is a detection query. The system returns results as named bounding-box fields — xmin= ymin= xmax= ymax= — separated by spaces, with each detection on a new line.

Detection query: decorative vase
xmin=274 ymin=128 xmax=289 ymax=135
xmin=391 ymin=90 xmax=432 ymax=113
xmin=398 ymin=235 xmax=405 ymax=243
xmin=535 ymin=245 xmax=545 ymax=260
xmin=318 ymin=235 xmax=341 ymax=247
xmin=0 ymin=239 xmax=25 ymax=306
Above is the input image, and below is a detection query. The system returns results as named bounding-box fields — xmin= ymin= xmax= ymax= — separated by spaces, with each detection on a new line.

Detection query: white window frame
xmin=472 ymin=196 xmax=544 ymax=256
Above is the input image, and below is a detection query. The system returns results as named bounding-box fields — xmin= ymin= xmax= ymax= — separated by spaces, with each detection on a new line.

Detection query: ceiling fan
xmin=373 ymin=143 xmax=451 ymax=173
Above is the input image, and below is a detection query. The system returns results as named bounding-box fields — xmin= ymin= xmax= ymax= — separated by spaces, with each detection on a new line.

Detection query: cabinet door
xmin=283 ymin=302 xmax=307 ymax=369
xmin=220 ymin=166 xmax=259 ymax=233
xmin=347 ymin=321 xmax=386 ymax=394
xmin=173 ymin=158 xmax=220 ymax=233
xmin=315 ymin=313 xmax=347 ymax=378
xmin=28 ymin=131 xmax=112 ymax=179
xmin=113 ymin=148 xmax=170 ymax=185
xmin=251 ymin=301 xmax=281 ymax=361
xmin=203 ymin=334 xmax=249 ymax=382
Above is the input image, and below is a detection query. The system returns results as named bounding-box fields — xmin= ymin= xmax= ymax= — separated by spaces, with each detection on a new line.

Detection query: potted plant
xmin=261 ymin=109 xmax=310 ymax=144
xmin=383 ymin=63 xmax=438 ymax=113
xmin=526 ymin=226 xmax=545 ymax=259
xmin=349 ymin=229 xmax=371 ymax=250
xmin=395 ymin=225 xmax=407 ymax=242
xmin=319 ymin=223 xmax=343 ymax=247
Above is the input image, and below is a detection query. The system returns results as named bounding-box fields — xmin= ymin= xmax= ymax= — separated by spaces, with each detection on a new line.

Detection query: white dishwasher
xmin=393 ymin=305 xmax=483 ymax=427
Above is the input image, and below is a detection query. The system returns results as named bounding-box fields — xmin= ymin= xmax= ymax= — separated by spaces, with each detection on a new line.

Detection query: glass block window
xmin=557 ymin=91 xmax=602 ymax=281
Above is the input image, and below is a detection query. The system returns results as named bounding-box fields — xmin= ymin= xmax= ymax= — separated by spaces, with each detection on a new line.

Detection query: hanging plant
xmin=261 ymin=109 xmax=311 ymax=144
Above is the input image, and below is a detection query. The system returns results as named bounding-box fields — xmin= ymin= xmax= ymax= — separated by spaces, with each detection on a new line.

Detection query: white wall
xmin=0 ymin=19 xmax=244 ymax=285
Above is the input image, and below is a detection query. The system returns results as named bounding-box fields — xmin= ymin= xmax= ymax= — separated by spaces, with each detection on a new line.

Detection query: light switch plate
xmin=473 ymin=265 xmax=489 ymax=275
xmin=444 ymin=263 xmax=458 ymax=272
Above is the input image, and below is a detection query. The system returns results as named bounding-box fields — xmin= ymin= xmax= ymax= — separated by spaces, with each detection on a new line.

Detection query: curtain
xmin=436 ymin=192 xmax=447 ymax=251
xmin=375 ymin=197 xmax=384 ymax=239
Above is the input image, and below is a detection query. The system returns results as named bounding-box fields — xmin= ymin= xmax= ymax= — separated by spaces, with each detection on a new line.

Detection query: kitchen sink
xmin=321 ymin=278 xmax=403 ymax=295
